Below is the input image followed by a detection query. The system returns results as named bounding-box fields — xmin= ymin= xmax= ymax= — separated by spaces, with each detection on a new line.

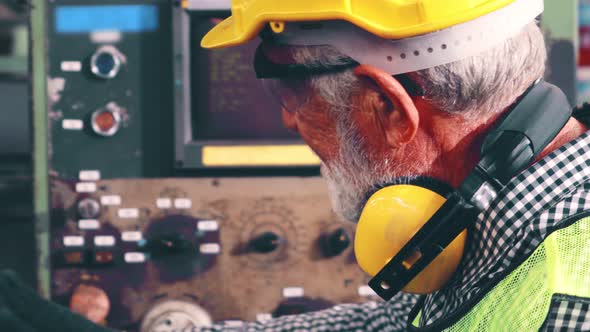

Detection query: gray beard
xmin=321 ymin=116 xmax=399 ymax=223
xmin=319 ymin=108 xmax=434 ymax=222
xmin=321 ymin=163 xmax=368 ymax=223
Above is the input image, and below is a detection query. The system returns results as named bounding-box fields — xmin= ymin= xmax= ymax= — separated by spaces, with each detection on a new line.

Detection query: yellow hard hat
xmin=202 ymin=0 xmax=534 ymax=49
xmin=200 ymin=0 xmax=543 ymax=75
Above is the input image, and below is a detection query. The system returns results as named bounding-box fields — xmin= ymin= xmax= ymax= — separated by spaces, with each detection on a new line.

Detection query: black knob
xmin=77 ymin=198 xmax=101 ymax=219
xmin=140 ymin=234 xmax=195 ymax=258
xmin=322 ymin=228 xmax=351 ymax=257
xmin=249 ymin=232 xmax=283 ymax=254
xmin=91 ymin=49 xmax=121 ymax=79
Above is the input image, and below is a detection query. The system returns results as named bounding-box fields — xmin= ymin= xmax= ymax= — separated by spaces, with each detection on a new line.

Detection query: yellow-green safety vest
xmin=410 ymin=215 xmax=590 ymax=331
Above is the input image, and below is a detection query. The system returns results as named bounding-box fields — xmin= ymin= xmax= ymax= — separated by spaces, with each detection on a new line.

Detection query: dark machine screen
xmin=190 ymin=16 xmax=299 ymax=141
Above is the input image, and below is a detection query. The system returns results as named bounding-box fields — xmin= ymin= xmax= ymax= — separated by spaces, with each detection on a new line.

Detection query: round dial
xmin=140 ymin=300 xmax=212 ymax=332
xmin=236 ymin=203 xmax=307 ymax=270
xmin=140 ymin=215 xmax=220 ymax=282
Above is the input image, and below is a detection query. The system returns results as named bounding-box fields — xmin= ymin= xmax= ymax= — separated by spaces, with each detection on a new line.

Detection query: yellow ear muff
xmin=354 ymin=185 xmax=467 ymax=294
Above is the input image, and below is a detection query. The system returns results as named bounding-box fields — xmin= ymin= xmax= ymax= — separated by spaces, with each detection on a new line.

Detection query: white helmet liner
xmin=271 ymin=0 xmax=544 ymax=75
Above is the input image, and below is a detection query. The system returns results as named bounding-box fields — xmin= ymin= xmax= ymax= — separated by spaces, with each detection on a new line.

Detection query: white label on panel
xmin=60 ymin=61 xmax=82 ymax=72
xmin=79 ymin=170 xmax=101 ymax=181
xmin=78 ymin=219 xmax=100 ymax=230
xmin=90 ymin=30 xmax=122 ymax=44
xmin=121 ymin=231 xmax=143 ymax=242
xmin=224 ymin=321 xmax=244 ymax=327
xmin=101 ymin=195 xmax=121 ymax=206
xmin=62 ymin=119 xmax=84 ymax=130
xmin=198 ymin=220 xmax=219 ymax=232
xmin=358 ymin=286 xmax=377 ymax=297
xmin=118 ymin=208 xmax=139 ymax=219
xmin=94 ymin=236 xmax=115 ymax=247
xmin=124 ymin=252 xmax=146 ymax=263
xmin=282 ymin=287 xmax=304 ymax=298
xmin=199 ymin=243 xmax=221 ymax=254
xmin=63 ymin=236 xmax=84 ymax=247
xmin=256 ymin=313 xmax=273 ymax=322
xmin=174 ymin=198 xmax=192 ymax=209
xmin=76 ymin=182 xmax=97 ymax=193
xmin=156 ymin=198 xmax=172 ymax=209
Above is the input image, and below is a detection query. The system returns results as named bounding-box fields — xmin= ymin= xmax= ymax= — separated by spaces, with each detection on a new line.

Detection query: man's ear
xmin=354 ymin=65 xmax=420 ymax=146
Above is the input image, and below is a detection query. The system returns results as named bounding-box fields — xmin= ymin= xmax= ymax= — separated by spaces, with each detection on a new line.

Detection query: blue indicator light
xmin=55 ymin=5 xmax=159 ymax=33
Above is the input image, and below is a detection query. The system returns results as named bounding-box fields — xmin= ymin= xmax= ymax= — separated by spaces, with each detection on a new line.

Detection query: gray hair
xmin=287 ymin=22 xmax=547 ymax=221
xmin=289 ymin=22 xmax=546 ymax=118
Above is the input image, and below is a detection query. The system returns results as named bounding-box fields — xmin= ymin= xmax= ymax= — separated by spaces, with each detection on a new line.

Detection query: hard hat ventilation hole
xmin=387 ymin=56 xmax=393 ymax=62
xmin=413 ymin=50 xmax=420 ymax=56
xmin=270 ymin=21 xmax=285 ymax=34
xmin=441 ymin=44 xmax=448 ymax=50
xmin=427 ymin=47 xmax=434 ymax=53
xmin=400 ymin=53 xmax=407 ymax=59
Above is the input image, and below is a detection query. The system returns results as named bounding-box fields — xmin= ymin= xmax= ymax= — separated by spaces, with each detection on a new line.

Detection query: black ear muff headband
xmin=368 ymin=79 xmax=573 ymax=300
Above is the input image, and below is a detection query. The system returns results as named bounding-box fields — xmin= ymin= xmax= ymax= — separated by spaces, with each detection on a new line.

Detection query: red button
xmin=64 ymin=251 xmax=85 ymax=265
xmin=91 ymin=109 xmax=121 ymax=137
xmin=94 ymin=251 xmax=114 ymax=264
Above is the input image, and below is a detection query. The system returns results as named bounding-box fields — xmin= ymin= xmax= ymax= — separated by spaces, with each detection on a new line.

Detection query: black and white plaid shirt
xmin=202 ymin=129 xmax=590 ymax=332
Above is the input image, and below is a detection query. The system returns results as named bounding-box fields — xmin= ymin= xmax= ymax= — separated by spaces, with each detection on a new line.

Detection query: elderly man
xmin=1 ymin=0 xmax=590 ymax=331
xmin=196 ymin=0 xmax=590 ymax=330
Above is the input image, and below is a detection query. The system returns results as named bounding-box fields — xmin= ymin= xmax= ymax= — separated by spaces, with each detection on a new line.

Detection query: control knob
xmin=140 ymin=233 xmax=196 ymax=258
xmin=321 ymin=228 xmax=351 ymax=257
xmin=77 ymin=198 xmax=101 ymax=219
xmin=140 ymin=300 xmax=212 ymax=332
xmin=141 ymin=215 xmax=220 ymax=281
xmin=249 ymin=231 xmax=283 ymax=254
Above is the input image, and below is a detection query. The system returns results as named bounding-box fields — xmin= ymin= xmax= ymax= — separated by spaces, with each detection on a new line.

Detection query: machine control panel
xmin=44 ymin=1 xmax=375 ymax=331
xmin=50 ymin=177 xmax=376 ymax=330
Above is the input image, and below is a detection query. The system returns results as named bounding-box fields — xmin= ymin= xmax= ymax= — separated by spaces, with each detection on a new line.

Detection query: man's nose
xmin=282 ymin=108 xmax=299 ymax=133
